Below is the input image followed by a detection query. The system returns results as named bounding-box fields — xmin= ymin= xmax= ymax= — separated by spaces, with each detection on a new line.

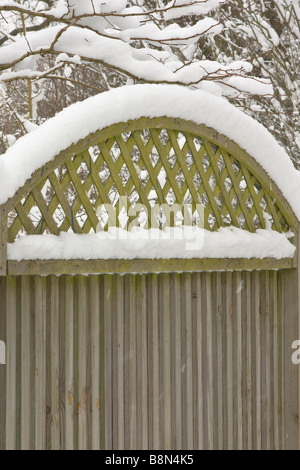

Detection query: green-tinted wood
xmin=6 ymin=256 xmax=296 ymax=276
xmin=64 ymin=160 xmax=99 ymax=232
xmin=0 ymin=218 xmax=7 ymax=275
xmin=1 ymin=118 xmax=296 ymax=229
xmin=48 ymin=173 xmax=82 ymax=233
xmin=204 ymin=142 xmax=242 ymax=230
xmin=221 ymin=149 xmax=256 ymax=231
xmin=32 ymin=186 xmax=60 ymax=235
xmin=185 ymin=134 xmax=222 ymax=228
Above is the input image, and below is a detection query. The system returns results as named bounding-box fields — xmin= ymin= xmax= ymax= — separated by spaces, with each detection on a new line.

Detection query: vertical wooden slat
xmin=140 ymin=275 xmax=148 ymax=450
xmin=162 ymin=274 xmax=171 ymax=449
xmin=246 ymin=271 xmax=252 ymax=450
xmin=90 ymin=276 xmax=100 ymax=450
xmin=206 ymin=273 xmax=214 ymax=449
xmin=65 ymin=275 xmax=74 ymax=450
xmin=104 ymin=275 xmax=112 ymax=450
xmin=135 ymin=274 xmax=147 ymax=449
xmin=149 ymin=274 xmax=160 ymax=449
xmin=6 ymin=276 xmax=16 ymax=449
xmin=0 ymin=217 xmax=7 ymax=275
xmin=255 ymin=271 xmax=261 ymax=449
xmin=0 ymin=276 xmax=6 ymax=450
xmin=272 ymin=270 xmax=279 ymax=449
xmin=116 ymin=275 xmax=124 ymax=449
xmin=226 ymin=272 xmax=233 ymax=449
xmin=180 ymin=274 xmax=187 ymax=449
xmin=268 ymin=271 xmax=275 ymax=449
xmin=265 ymin=272 xmax=271 ymax=449
xmin=283 ymin=268 xmax=299 ymax=449
xmin=174 ymin=273 xmax=182 ymax=449
xmin=111 ymin=275 xmax=118 ymax=449
xmin=78 ymin=276 xmax=87 ymax=450
xmin=21 ymin=276 xmax=31 ymax=450
xmin=35 ymin=276 xmax=46 ymax=450
xmin=50 ymin=276 xmax=60 ymax=449
xmin=185 ymin=273 xmax=193 ymax=450
xmin=195 ymin=273 xmax=203 ymax=450
xmin=99 ymin=276 xmax=105 ymax=449
xmin=260 ymin=271 xmax=267 ymax=449
xmin=235 ymin=271 xmax=243 ymax=449
xmin=216 ymin=272 xmax=223 ymax=449
xmin=129 ymin=274 xmax=137 ymax=449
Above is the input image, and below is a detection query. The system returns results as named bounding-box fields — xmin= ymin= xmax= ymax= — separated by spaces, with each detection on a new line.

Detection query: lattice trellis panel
xmin=7 ymin=126 xmax=291 ymax=243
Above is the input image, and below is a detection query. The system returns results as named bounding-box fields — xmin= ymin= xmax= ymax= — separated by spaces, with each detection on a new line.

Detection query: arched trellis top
xmin=1 ymin=116 xmax=297 ymax=234
xmin=0 ymin=85 xmax=299 ymax=274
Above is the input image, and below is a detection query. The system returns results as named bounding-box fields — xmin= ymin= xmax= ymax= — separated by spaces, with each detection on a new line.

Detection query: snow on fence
xmin=0 ymin=85 xmax=299 ymax=449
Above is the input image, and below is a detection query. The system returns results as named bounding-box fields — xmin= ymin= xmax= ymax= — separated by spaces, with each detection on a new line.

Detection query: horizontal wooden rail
xmin=6 ymin=256 xmax=297 ymax=276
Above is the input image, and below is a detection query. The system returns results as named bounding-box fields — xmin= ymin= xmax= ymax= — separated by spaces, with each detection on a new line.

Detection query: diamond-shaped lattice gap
xmin=193 ymin=136 xmax=202 ymax=152
xmin=52 ymin=203 xmax=65 ymax=228
xmin=217 ymin=153 xmax=225 ymax=172
xmin=224 ymin=176 xmax=232 ymax=194
xmin=138 ymin=128 xmax=151 ymax=146
xmin=165 ymin=188 xmax=175 ymax=206
xmin=149 ymin=145 xmax=160 ymax=168
xmin=238 ymin=212 xmax=246 ymax=229
xmin=239 ymin=176 xmax=247 ymax=193
xmin=110 ymin=141 xmax=121 ymax=162
xmin=76 ymin=205 xmax=87 ymax=228
xmin=130 ymin=143 xmax=141 ymax=162
xmin=89 ymin=145 xmax=100 ymax=162
xmin=209 ymin=174 xmax=217 ymax=192
xmin=221 ymin=211 xmax=231 ymax=226
xmin=167 ymin=151 xmax=177 ymax=169
xmin=41 ymin=179 xmax=55 ymax=206
xmin=177 ymin=132 xmax=186 ymax=150
xmin=28 ymin=204 xmax=42 ymax=228
xmin=77 ymin=161 xmax=89 ymax=182
xmin=185 ymin=151 xmax=194 ymax=170
xmin=260 ymin=196 xmax=268 ymax=211
xmin=147 ymin=187 xmax=158 ymax=206
xmin=54 ymin=164 xmax=67 ymax=181
xmin=158 ymin=128 xmax=170 ymax=146
xmin=246 ymin=195 xmax=254 ymax=210
xmin=120 ymin=131 xmax=131 ymax=143
xmin=252 ymin=213 xmax=260 ymax=229
xmin=129 ymin=188 xmax=139 ymax=206
xmin=120 ymin=164 xmax=131 ymax=187
xmin=200 ymin=190 xmax=209 ymax=208
xmin=201 ymin=153 xmax=210 ymax=172
xmin=88 ymin=183 xmax=99 ymax=205
xmin=183 ymin=189 xmax=192 ymax=204
xmin=192 ymin=171 xmax=201 ymax=191
xmin=157 ymin=168 xmax=166 ymax=189
xmin=208 ymin=211 xmax=217 ymax=230
xmin=98 ymin=162 xmax=110 ymax=184
xmin=231 ymin=194 xmax=238 ymax=211
xmin=65 ymin=181 xmax=77 ymax=206
xmin=139 ymin=167 xmax=149 ymax=187
xmin=175 ymin=169 xmax=184 ymax=189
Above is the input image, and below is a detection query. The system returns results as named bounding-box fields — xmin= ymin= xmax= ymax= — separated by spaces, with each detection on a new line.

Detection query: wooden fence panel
xmin=0 ymin=270 xmax=298 ymax=449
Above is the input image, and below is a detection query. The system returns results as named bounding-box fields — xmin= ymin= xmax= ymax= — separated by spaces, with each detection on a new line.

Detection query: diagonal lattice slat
xmin=7 ymin=120 xmax=293 ymax=242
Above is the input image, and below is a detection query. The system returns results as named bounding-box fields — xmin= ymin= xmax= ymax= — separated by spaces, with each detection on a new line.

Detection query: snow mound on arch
xmin=1 ymin=84 xmax=300 ymax=219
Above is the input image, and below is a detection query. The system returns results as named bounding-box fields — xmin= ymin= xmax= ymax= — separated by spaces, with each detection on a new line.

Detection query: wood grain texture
xmin=7 ymin=256 xmax=297 ymax=276
xmin=0 ymin=269 xmax=298 ymax=450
